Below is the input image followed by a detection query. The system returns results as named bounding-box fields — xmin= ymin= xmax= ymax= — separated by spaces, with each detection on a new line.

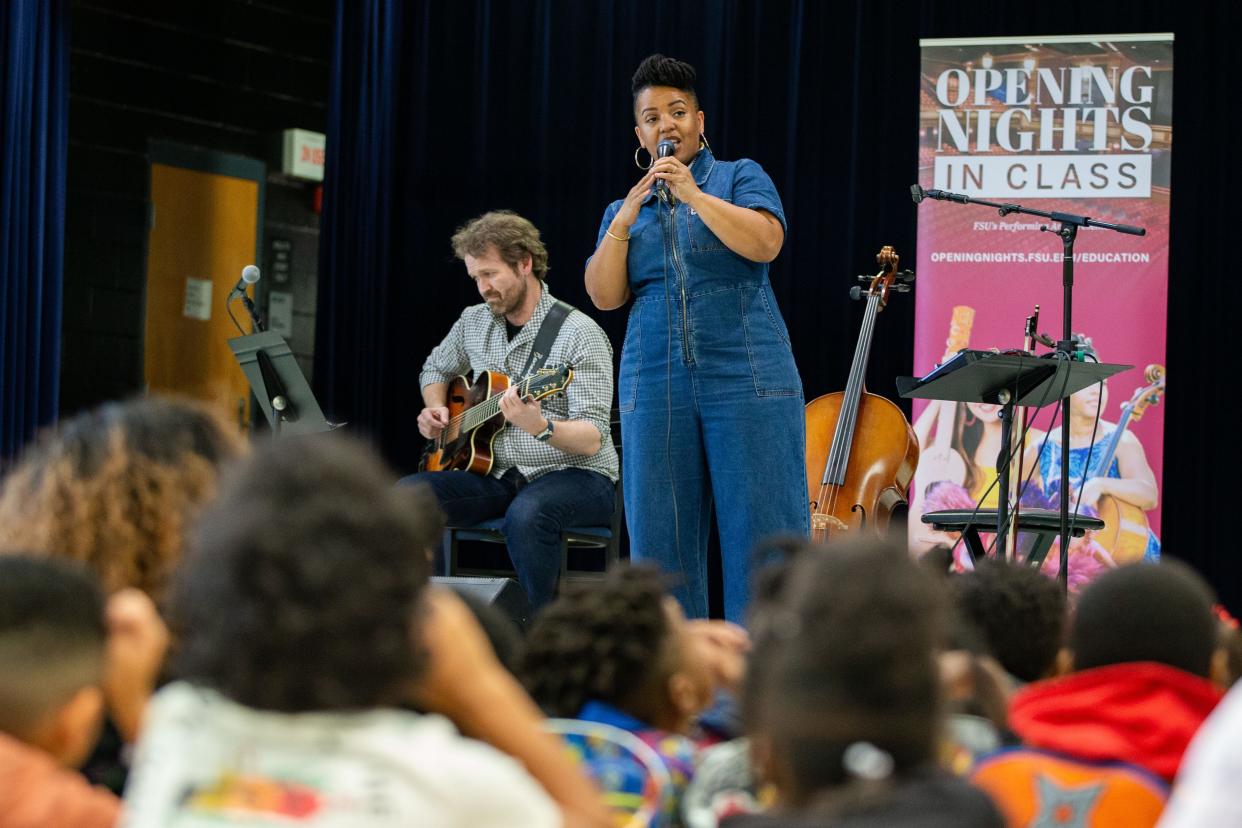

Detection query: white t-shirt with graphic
xmin=121 ymin=682 xmax=560 ymax=827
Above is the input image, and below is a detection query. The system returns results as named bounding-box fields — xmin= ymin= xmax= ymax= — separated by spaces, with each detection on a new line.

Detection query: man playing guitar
xmin=402 ymin=211 xmax=618 ymax=610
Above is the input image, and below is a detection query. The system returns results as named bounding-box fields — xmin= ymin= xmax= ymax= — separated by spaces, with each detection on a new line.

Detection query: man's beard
xmin=490 ymin=278 xmax=527 ymax=318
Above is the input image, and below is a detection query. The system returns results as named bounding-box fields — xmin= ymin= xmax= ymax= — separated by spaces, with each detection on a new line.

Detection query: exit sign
xmin=281 ymin=128 xmax=326 ymax=181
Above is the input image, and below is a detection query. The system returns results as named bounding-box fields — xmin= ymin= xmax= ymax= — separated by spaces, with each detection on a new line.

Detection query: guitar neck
xmin=458 ymin=374 xmax=532 ymax=433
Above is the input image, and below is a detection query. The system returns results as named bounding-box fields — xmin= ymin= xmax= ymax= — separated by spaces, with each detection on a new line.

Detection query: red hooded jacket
xmin=1007 ymin=661 xmax=1222 ymax=781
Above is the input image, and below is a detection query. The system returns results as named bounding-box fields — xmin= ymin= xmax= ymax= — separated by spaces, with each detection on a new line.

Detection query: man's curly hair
xmin=0 ymin=396 xmax=244 ymax=598
xmin=451 ymin=210 xmax=550 ymax=282
xmin=169 ymin=435 xmax=444 ymax=712
xmin=631 ymin=53 xmax=699 ymax=108
xmin=952 ymin=558 xmax=1066 ymax=682
xmin=518 ymin=566 xmax=676 ymax=722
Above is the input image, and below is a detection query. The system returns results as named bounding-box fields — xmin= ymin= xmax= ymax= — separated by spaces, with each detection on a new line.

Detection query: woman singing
xmin=585 ymin=54 xmax=807 ymax=622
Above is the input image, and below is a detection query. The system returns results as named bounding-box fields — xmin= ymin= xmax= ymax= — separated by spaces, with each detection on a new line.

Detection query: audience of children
xmin=121 ymin=434 xmax=609 ymax=827
xmin=971 ymin=560 xmax=1224 ymax=827
xmin=3 ymin=392 xmax=1242 ymax=828
xmin=0 ymin=395 xmax=239 ymax=795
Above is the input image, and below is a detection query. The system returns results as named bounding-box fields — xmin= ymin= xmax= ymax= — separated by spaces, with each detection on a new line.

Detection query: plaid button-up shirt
xmin=419 ymin=287 xmax=619 ymax=483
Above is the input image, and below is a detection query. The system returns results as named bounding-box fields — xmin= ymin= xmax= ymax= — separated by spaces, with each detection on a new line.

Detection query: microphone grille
xmin=241 ymin=265 xmax=261 ymax=284
xmin=657 ymin=140 xmax=676 ymax=158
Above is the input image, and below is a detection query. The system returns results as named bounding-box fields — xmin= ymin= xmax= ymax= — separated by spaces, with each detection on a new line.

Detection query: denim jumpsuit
xmin=592 ymin=148 xmax=809 ymax=622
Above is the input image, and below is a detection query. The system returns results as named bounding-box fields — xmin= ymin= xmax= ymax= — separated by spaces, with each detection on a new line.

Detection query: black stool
xmin=922 ymin=508 xmax=1105 ymax=569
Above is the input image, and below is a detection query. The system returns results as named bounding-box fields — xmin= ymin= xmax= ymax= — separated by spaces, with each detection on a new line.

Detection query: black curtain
xmin=0 ymin=0 xmax=67 ymax=463
xmin=318 ymin=0 xmax=1242 ymax=611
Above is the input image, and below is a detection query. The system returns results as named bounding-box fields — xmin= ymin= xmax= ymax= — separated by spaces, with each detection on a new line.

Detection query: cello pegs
xmin=849 ymin=285 xmax=864 ymax=301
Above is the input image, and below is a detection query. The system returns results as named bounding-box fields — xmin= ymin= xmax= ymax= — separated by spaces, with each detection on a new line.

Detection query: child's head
xmin=168 ymin=435 xmax=444 ymax=712
xmin=0 ymin=396 xmax=244 ymax=598
xmin=1211 ymin=607 xmax=1242 ymax=688
xmin=744 ymin=538 xmax=948 ymax=806
xmin=1070 ymin=560 xmax=1217 ymax=677
xmin=953 ymin=559 xmax=1066 ymax=682
xmin=519 ymin=566 xmax=713 ymax=733
xmin=0 ymin=555 xmax=107 ymax=767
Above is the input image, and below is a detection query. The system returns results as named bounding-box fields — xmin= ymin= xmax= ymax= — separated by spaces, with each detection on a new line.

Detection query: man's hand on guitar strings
xmin=417 ymin=406 xmax=450 ymax=439
xmin=499 ymin=385 xmax=546 ymax=435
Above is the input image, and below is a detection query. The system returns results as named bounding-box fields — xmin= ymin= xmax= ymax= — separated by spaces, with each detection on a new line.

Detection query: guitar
xmin=1087 ymin=365 xmax=1165 ymax=564
xmin=418 ymin=365 xmax=574 ymax=475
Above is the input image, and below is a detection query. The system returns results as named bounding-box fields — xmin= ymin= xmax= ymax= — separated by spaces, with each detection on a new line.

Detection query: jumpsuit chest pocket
xmin=687 ymin=198 xmax=731 ymax=253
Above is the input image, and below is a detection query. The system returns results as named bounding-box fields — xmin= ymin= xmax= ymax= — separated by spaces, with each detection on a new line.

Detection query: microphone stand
xmin=227 ymin=285 xmax=295 ymax=434
xmin=911 ymin=185 xmax=1145 ymax=590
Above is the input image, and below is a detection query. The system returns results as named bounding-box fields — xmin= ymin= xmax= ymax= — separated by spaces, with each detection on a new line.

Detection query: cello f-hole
xmin=851 ymin=503 xmax=867 ymax=529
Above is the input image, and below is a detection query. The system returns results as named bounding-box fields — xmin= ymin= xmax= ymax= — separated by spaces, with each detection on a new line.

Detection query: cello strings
xmin=821 ymin=290 xmax=881 ymax=518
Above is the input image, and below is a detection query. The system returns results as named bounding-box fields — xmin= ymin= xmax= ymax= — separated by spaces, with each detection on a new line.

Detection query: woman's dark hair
xmin=518 ymin=566 xmax=675 ymax=722
xmin=631 ymin=53 xmax=698 ymax=107
xmin=169 ymin=435 xmax=444 ymax=712
xmin=745 ymin=538 xmax=948 ymax=803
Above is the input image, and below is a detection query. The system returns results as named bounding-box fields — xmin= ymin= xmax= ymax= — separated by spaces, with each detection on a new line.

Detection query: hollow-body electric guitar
xmin=418 ymin=365 xmax=573 ymax=475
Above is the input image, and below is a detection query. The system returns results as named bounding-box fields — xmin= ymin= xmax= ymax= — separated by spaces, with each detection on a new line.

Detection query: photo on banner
xmin=910 ymin=34 xmax=1172 ymax=593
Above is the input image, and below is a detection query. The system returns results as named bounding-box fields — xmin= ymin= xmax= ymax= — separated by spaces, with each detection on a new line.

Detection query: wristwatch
xmin=534 ymin=419 xmax=555 ymax=442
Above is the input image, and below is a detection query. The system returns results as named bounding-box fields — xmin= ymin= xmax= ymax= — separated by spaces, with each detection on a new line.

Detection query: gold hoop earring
xmin=699 ymin=133 xmax=712 ymax=152
xmin=634 ymin=145 xmax=653 ymax=170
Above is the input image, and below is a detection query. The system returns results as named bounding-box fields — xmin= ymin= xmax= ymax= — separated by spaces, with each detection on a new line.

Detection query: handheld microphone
xmin=656 ymin=140 xmax=676 ymax=202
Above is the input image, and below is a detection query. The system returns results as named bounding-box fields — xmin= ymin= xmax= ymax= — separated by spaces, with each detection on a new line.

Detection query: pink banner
xmin=911 ymin=34 xmax=1173 ymax=592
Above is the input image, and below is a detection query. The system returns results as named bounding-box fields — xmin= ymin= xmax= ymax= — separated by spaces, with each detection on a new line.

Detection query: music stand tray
xmin=228 ymin=331 xmax=331 ymax=435
xmin=897 ymin=350 xmax=1129 ymax=406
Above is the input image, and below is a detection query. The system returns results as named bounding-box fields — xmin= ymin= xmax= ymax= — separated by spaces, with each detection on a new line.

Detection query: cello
xmin=805 ymin=246 xmax=919 ymax=542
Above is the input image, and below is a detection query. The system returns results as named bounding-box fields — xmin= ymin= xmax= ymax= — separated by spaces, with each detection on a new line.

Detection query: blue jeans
xmin=399 ymin=467 xmax=616 ymax=610
xmin=620 ymin=288 xmax=809 ymax=623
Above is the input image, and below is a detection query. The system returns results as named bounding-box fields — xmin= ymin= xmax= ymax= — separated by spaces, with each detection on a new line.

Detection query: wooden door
xmin=144 ymin=160 xmax=260 ymax=429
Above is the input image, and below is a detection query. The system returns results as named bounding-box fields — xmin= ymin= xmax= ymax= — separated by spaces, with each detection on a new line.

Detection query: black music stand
xmin=898 ymin=350 xmax=1128 ymax=572
xmin=228 ymin=331 xmax=331 ymax=436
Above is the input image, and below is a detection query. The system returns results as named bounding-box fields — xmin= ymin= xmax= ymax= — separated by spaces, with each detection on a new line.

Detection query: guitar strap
xmin=521 ymin=299 xmax=573 ymax=377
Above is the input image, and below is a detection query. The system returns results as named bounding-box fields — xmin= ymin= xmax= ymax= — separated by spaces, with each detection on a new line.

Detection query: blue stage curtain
xmin=0 ymin=0 xmax=67 ymax=463
xmin=314 ymin=0 xmax=404 ymax=440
